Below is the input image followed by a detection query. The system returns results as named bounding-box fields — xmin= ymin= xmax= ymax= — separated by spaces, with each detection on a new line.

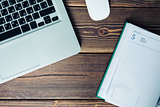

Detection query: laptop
xmin=0 ymin=0 xmax=80 ymax=84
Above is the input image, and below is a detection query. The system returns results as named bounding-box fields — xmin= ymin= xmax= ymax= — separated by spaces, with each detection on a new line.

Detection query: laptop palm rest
xmin=0 ymin=39 xmax=40 ymax=80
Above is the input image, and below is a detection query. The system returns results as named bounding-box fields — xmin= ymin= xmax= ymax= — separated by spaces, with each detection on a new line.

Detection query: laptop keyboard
xmin=0 ymin=0 xmax=60 ymax=42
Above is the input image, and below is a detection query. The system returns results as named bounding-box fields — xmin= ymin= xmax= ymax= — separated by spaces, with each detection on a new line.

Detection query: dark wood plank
xmin=70 ymin=7 xmax=160 ymax=25
xmin=64 ymin=0 xmax=160 ymax=7
xmin=0 ymin=100 xmax=55 ymax=107
xmin=68 ymin=7 xmax=160 ymax=53
xmin=0 ymin=100 xmax=116 ymax=107
xmin=55 ymin=100 xmax=116 ymax=107
xmin=0 ymin=54 xmax=111 ymax=99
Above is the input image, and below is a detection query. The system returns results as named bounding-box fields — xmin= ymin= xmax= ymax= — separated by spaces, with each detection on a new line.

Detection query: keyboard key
xmin=38 ymin=21 xmax=44 ymax=27
xmin=1 ymin=9 xmax=8 ymax=16
xmin=0 ymin=17 xmax=5 ymax=25
xmin=5 ymin=15 xmax=13 ymax=22
xmin=11 ymin=20 xmax=19 ymax=27
xmin=52 ymin=16 xmax=59 ymax=21
xmin=0 ymin=27 xmax=22 ymax=42
xmin=32 ymin=12 xmax=40 ymax=19
xmin=39 ymin=6 xmax=55 ymax=17
xmin=47 ymin=0 xmax=53 ymax=6
xmin=4 ymin=23 xmax=12 ymax=30
xmin=22 ymin=1 xmax=29 ymax=8
xmin=21 ymin=24 xmax=30 ymax=32
xmin=0 ymin=26 xmax=5 ymax=33
xmin=0 ymin=4 xmax=2 ymax=9
xmin=33 ymin=4 xmax=41 ymax=11
xmin=18 ymin=18 xmax=26 ymax=25
xmin=16 ymin=0 xmax=23 ymax=2
xmin=25 ymin=15 xmax=33 ymax=22
xmin=8 ymin=6 xmax=15 ymax=13
xmin=29 ymin=0 xmax=36 ymax=5
xmin=2 ymin=1 xmax=9 ymax=8
xmin=8 ymin=0 xmax=16 ymax=5
xmin=15 ymin=3 xmax=22 ymax=10
xmin=19 ymin=9 xmax=27 ymax=17
xmin=12 ymin=12 xmax=20 ymax=19
xmin=30 ymin=21 xmax=37 ymax=29
xmin=44 ymin=16 xmax=51 ymax=24
xmin=26 ymin=7 xmax=34 ymax=14
xmin=37 ymin=0 xmax=43 ymax=3
xmin=40 ymin=1 xmax=48 ymax=9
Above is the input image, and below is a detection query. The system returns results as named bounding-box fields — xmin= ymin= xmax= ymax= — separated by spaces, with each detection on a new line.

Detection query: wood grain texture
xmin=0 ymin=54 xmax=111 ymax=99
xmin=0 ymin=100 xmax=54 ymax=107
xmin=67 ymin=7 xmax=160 ymax=53
xmin=54 ymin=100 xmax=117 ymax=107
xmin=0 ymin=100 xmax=116 ymax=107
xmin=1 ymin=1 xmax=160 ymax=107
xmin=64 ymin=0 xmax=160 ymax=7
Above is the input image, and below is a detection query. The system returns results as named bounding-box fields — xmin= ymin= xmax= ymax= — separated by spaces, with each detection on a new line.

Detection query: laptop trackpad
xmin=0 ymin=39 xmax=40 ymax=79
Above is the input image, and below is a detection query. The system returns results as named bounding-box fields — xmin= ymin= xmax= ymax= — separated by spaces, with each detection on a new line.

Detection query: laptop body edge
xmin=0 ymin=0 xmax=80 ymax=84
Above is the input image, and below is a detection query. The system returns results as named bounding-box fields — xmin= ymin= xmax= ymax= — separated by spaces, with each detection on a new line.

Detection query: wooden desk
xmin=0 ymin=0 xmax=160 ymax=106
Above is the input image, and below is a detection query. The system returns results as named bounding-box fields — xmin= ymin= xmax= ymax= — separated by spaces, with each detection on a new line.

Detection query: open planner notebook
xmin=97 ymin=22 xmax=160 ymax=107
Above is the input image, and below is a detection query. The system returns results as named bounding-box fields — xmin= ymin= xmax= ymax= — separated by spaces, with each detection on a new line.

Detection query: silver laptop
xmin=0 ymin=0 xmax=80 ymax=84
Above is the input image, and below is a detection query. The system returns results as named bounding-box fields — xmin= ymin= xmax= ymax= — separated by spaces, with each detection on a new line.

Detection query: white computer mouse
xmin=85 ymin=0 xmax=110 ymax=21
